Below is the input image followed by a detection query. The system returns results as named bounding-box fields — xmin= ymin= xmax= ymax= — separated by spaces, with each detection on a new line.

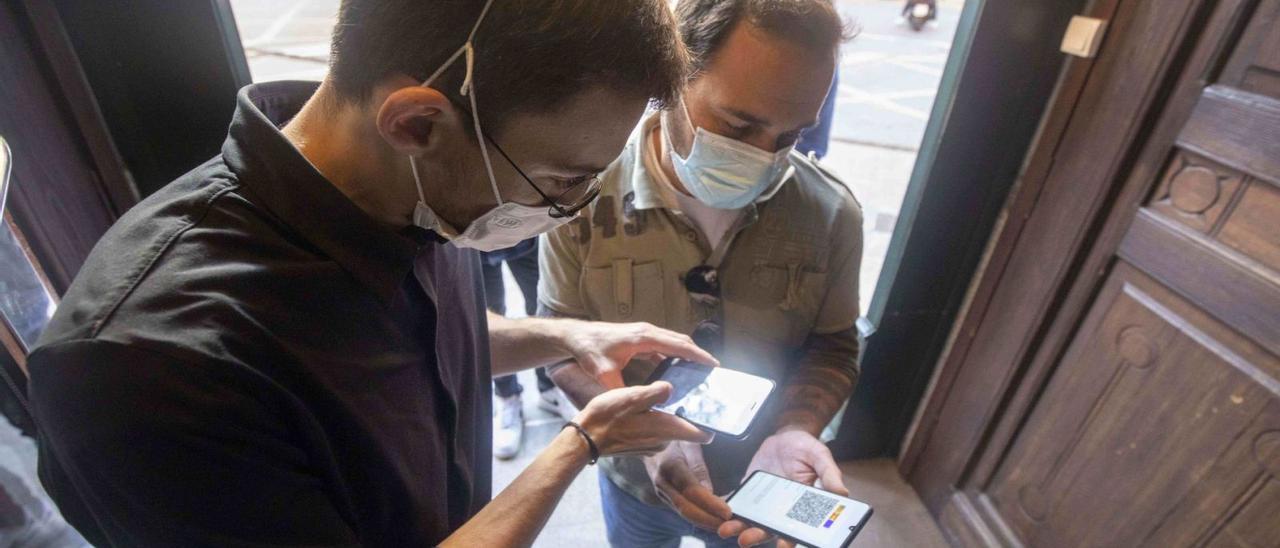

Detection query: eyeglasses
xmin=453 ymin=98 xmax=602 ymax=219
xmin=483 ymin=132 xmax=601 ymax=219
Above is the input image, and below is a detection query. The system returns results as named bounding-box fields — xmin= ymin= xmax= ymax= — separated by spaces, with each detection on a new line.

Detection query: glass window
xmin=0 ymin=140 xmax=56 ymax=352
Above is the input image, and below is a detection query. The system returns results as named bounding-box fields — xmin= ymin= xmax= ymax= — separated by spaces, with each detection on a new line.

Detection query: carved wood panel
xmin=1218 ymin=181 xmax=1280 ymax=275
xmin=1223 ymin=0 xmax=1280 ymax=97
xmin=987 ymin=263 xmax=1279 ymax=546
xmin=1148 ymin=151 xmax=1244 ymax=234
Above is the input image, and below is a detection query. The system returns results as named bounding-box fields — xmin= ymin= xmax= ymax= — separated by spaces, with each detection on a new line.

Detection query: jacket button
xmin=684 ymin=231 xmax=697 ymax=242
xmin=619 ymin=303 xmax=632 ymax=315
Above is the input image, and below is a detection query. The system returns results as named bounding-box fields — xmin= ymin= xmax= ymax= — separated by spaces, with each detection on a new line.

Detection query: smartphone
xmin=646 ymin=358 xmax=775 ymax=439
xmin=726 ymin=471 xmax=873 ymax=548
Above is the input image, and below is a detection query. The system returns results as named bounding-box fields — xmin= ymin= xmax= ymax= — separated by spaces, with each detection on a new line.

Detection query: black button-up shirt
xmin=28 ymin=81 xmax=492 ymax=547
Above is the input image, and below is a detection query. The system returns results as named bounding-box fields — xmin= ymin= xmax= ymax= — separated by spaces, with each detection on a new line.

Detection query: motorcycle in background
xmin=903 ymin=0 xmax=937 ymax=31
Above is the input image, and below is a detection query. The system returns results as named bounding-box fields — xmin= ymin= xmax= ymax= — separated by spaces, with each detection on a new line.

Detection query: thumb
xmin=816 ymin=457 xmax=849 ymax=497
xmin=626 ymin=381 xmax=674 ymax=411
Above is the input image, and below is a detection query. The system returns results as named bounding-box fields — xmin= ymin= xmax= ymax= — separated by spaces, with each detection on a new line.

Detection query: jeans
xmin=483 ymin=247 xmax=554 ymax=398
xmin=598 ymin=470 xmax=743 ymax=548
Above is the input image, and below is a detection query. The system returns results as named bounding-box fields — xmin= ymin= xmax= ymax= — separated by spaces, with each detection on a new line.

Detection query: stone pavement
xmin=832 ymin=0 xmax=961 ymax=150
xmin=230 ymin=0 xmax=333 ymax=82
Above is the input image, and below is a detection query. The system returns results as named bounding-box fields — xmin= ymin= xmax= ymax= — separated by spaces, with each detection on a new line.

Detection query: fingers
xmin=666 ymin=464 xmax=731 ymax=521
xmin=718 ymin=520 xmax=749 ymax=539
xmin=610 ymin=443 xmax=670 ymax=457
xmin=719 ymin=520 xmax=777 ymax=547
xmin=736 ymin=527 xmax=775 ymax=547
xmin=643 ymin=411 xmax=715 ymax=445
xmin=657 ymin=482 xmax=727 ymax=530
xmin=625 ymin=381 xmax=674 ymax=411
xmin=632 ymin=329 xmax=721 ymax=367
xmin=683 ymin=487 xmax=732 ymax=523
xmin=651 ymin=449 xmax=730 ymax=529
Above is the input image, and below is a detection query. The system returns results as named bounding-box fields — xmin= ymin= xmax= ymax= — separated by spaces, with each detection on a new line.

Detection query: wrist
xmin=554 ymin=425 xmax=595 ymax=467
xmin=773 ymin=416 xmax=821 ymax=438
xmin=540 ymin=317 xmax=582 ymax=357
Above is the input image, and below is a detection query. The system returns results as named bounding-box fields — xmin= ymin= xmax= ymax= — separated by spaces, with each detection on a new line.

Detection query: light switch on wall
xmin=1061 ymin=16 xmax=1108 ymax=58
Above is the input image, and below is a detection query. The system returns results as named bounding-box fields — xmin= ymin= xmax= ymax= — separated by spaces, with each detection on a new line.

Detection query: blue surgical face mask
xmin=664 ymin=100 xmax=794 ymax=210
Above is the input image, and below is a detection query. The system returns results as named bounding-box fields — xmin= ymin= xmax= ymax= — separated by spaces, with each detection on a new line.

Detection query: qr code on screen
xmin=786 ymin=491 xmax=838 ymax=527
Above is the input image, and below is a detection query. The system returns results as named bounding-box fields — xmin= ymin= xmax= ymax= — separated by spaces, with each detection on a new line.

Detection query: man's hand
xmin=576 ymin=382 xmax=715 ymax=456
xmin=718 ymin=427 xmax=848 ymax=547
xmin=643 ymin=442 xmax=732 ymax=531
xmin=554 ymin=320 xmax=719 ymax=389
xmin=487 ymin=315 xmax=719 ymax=386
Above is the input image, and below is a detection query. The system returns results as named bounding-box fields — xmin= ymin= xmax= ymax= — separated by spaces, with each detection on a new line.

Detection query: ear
xmin=375 ymin=85 xmax=463 ymax=157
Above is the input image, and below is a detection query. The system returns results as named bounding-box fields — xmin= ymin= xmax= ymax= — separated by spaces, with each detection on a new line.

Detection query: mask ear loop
xmin=671 ymin=96 xmax=699 ymax=163
xmin=419 ymin=0 xmax=494 ymax=87
xmin=461 ymin=43 xmax=504 ymax=207
xmin=409 ymin=41 xmax=466 ymax=209
xmin=460 ymin=0 xmax=503 ymax=205
xmin=409 ymin=156 xmax=428 ymax=205
xmin=411 ymin=0 xmax=500 ymax=207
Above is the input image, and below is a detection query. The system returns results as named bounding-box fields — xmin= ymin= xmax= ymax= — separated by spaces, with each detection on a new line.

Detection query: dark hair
xmin=675 ymin=0 xmax=851 ymax=77
xmin=329 ymin=0 xmax=689 ymax=133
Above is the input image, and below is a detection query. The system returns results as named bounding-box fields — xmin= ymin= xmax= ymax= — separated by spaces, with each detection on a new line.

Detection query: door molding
xmin=833 ymin=0 xmax=1089 ymax=459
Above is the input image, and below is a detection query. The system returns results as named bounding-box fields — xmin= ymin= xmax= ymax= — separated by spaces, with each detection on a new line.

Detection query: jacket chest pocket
xmin=730 ymin=262 xmax=829 ymax=346
xmin=582 ymin=259 xmax=667 ymax=324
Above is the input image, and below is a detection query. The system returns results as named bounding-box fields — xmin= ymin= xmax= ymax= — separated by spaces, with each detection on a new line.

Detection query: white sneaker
xmin=537 ymin=387 xmax=580 ymax=422
xmin=493 ymin=394 xmax=524 ymax=460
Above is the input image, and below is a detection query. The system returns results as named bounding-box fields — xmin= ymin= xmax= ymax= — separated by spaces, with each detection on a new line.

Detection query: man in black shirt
xmin=27 ymin=1 xmax=715 ymax=546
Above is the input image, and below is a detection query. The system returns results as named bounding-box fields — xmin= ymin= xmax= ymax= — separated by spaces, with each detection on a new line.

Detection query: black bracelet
xmin=562 ymin=421 xmax=599 ymax=465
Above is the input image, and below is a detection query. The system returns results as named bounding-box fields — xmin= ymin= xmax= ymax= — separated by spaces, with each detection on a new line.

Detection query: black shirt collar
xmin=222 ymin=82 xmax=428 ymax=304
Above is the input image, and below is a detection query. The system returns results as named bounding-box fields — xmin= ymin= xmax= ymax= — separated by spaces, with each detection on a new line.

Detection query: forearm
xmin=441 ymin=429 xmax=590 ymax=547
xmin=488 ymin=312 xmax=576 ymax=377
xmin=548 ymin=362 xmax=606 ymax=409
xmin=776 ymin=328 xmax=860 ymax=436
xmin=537 ymin=304 xmax=606 ymax=406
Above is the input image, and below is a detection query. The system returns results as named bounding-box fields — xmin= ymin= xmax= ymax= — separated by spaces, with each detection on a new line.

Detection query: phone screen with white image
xmin=648 ymin=359 xmax=775 ymax=439
xmin=726 ymin=471 xmax=872 ymax=548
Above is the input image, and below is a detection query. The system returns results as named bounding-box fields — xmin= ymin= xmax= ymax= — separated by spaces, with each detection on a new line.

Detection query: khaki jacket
xmin=539 ymin=115 xmax=863 ymax=505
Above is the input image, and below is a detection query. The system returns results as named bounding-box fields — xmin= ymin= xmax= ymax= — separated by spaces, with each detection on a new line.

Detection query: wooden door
xmin=0 ymin=0 xmax=136 ymax=292
xmin=988 ymin=26 xmax=1280 ymax=547
xmin=901 ymin=0 xmax=1280 ymax=545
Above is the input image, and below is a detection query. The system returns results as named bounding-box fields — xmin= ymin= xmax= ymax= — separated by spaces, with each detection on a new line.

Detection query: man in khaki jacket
xmin=540 ymin=1 xmax=861 ymax=546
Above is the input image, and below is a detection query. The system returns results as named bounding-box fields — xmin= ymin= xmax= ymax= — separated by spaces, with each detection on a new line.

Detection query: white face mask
xmin=665 ymin=100 xmax=794 ymax=210
xmin=408 ymin=0 xmax=572 ymax=252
